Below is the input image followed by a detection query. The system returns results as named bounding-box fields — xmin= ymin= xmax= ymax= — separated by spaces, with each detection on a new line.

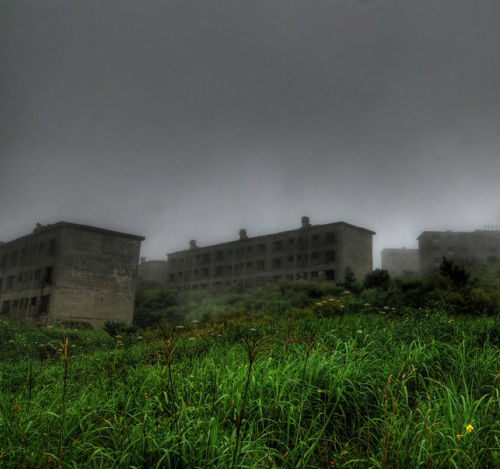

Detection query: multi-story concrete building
xmin=418 ymin=229 xmax=500 ymax=273
xmin=0 ymin=222 xmax=144 ymax=327
xmin=138 ymin=258 xmax=168 ymax=286
xmin=166 ymin=217 xmax=374 ymax=289
xmin=381 ymin=248 xmax=418 ymax=277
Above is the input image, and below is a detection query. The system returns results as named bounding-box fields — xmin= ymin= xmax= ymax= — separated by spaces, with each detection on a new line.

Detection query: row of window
xmin=0 ymin=267 xmax=53 ymax=292
xmin=169 ymin=251 xmax=336 ymax=280
xmin=174 ymin=269 xmax=336 ymax=290
xmin=0 ymin=239 xmax=57 ymax=269
xmin=170 ymin=232 xmax=337 ymax=266
xmin=1 ymin=295 xmax=50 ymax=315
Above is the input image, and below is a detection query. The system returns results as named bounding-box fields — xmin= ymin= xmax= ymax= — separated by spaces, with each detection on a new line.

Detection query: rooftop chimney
xmin=301 ymin=216 xmax=311 ymax=228
xmin=239 ymin=229 xmax=248 ymax=240
xmin=189 ymin=239 xmax=197 ymax=249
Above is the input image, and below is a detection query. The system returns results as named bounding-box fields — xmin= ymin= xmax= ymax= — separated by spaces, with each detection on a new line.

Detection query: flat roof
xmin=417 ymin=230 xmax=500 ymax=240
xmin=0 ymin=221 xmax=145 ymax=246
xmin=167 ymin=221 xmax=375 ymax=256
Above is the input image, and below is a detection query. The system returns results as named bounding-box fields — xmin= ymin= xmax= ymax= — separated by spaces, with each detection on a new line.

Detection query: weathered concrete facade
xmin=418 ymin=230 xmax=500 ymax=273
xmin=381 ymin=248 xmax=418 ymax=277
xmin=138 ymin=258 xmax=168 ymax=286
xmin=166 ymin=217 xmax=374 ymax=289
xmin=0 ymin=222 xmax=144 ymax=327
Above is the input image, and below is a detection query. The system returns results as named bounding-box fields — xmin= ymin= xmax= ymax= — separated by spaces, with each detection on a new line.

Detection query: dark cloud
xmin=1 ymin=0 xmax=498 ymax=265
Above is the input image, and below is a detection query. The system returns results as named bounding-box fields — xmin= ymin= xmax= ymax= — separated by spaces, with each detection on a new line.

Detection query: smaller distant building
xmin=418 ymin=229 xmax=500 ymax=273
xmin=381 ymin=248 xmax=418 ymax=277
xmin=138 ymin=258 xmax=168 ymax=286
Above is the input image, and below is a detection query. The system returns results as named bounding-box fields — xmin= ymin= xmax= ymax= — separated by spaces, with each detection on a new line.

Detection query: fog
xmin=1 ymin=0 xmax=499 ymax=266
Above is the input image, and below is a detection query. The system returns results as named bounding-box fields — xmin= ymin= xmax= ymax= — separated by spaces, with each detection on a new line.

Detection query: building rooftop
xmin=0 ymin=221 xmax=145 ymax=246
xmin=167 ymin=220 xmax=375 ymax=256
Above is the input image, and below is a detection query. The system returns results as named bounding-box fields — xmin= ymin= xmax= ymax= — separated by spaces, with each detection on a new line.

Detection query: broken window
xmin=44 ymin=267 xmax=53 ymax=284
xmin=325 ymin=269 xmax=335 ymax=281
xmin=39 ymin=295 xmax=50 ymax=315
xmin=325 ymin=250 xmax=336 ymax=262
xmin=326 ymin=232 xmax=336 ymax=243
xmin=1 ymin=300 xmax=10 ymax=314
xmin=48 ymin=239 xmax=57 ymax=256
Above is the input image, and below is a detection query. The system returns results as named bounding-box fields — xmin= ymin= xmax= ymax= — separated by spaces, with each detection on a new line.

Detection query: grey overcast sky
xmin=1 ymin=0 xmax=499 ymax=266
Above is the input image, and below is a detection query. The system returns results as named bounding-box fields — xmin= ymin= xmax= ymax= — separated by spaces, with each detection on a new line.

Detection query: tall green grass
xmin=0 ymin=309 xmax=498 ymax=468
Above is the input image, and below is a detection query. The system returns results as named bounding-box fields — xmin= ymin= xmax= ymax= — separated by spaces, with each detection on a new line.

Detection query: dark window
xmin=11 ymin=251 xmax=18 ymax=266
xmin=38 ymin=243 xmax=45 ymax=254
xmin=6 ymin=276 xmax=14 ymax=290
xmin=246 ymin=261 xmax=252 ymax=268
xmin=30 ymin=297 xmax=37 ymax=306
xmin=258 ymin=244 xmax=266 ymax=253
xmin=311 ymin=271 xmax=319 ymax=278
xmin=44 ymin=267 xmax=53 ymax=284
xmin=215 ymin=266 xmax=223 ymax=276
xmin=202 ymin=268 xmax=209 ymax=277
xmin=203 ymin=253 xmax=211 ymax=263
xmin=257 ymin=260 xmax=265 ymax=270
xmin=13 ymin=299 xmax=19 ymax=310
xmin=312 ymin=234 xmax=319 ymax=242
xmin=272 ymin=258 xmax=282 ymax=268
xmin=34 ymin=270 xmax=41 ymax=280
xmin=216 ymin=251 xmax=224 ymax=260
xmin=0 ymin=255 xmax=6 ymax=268
xmin=48 ymin=239 xmax=57 ymax=256
xmin=273 ymin=240 xmax=283 ymax=251
xmin=326 ymin=232 xmax=336 ymax=243
xmin=325 ymin=269 xmax=335 ymax=281
xmin=1 ymin=300 xmax=10 ymax=314
xmin=246 ymin=246 xmax=253 ymax=253
xmin=225 ymin=265 xmax=232 ymax=274
xmin=325 ymin=250 xmax=336 ymax=262
xmin=0 ymin=278 xmax=2 ymax=291
xmin=287 ymin=256 xmax=294 ymax=263
xmin=169 ymin=274 xmax=175 ymax=281
xmin=311 ymin=252 xmax=319 ymax=261
xmin=288 ymin=238 xmax=295 ymax=245
xmin=39 ymin=295 xmax=50 ymax=314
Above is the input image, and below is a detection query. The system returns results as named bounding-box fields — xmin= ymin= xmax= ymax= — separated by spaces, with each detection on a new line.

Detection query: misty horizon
xmin=1 ymin=0 xmax=499 ymax=267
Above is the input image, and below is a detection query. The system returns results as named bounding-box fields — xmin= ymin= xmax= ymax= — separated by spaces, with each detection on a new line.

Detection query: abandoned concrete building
xmin=166 ymin=217 xmax=374 ymax=290
xmin=138 ymin=258 xmax=168 ymax=286
xmin=381 ymin=248 xmax=418 ymax=277
xmin=418 ymin=229 xmax=500 ymax=273
xmin=0 ymin=222 xmax=145 ymax=327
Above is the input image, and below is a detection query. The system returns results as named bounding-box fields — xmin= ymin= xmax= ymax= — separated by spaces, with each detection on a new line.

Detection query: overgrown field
xmin=1 ymin=298 xmax=499 ymax=468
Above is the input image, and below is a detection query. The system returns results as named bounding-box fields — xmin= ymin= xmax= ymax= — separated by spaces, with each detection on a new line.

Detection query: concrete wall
xmin=138 ymin=259 xmax=168 ymax=286
xmin=51 ymin=226 xmax=141 ymax=327
xmin=418 ymin=230 xmax=500 ymax=273
xmin=166 ymin=220 xmax=374 ymax=289
xmin=381 ymin=248 xmax=418 ymax=277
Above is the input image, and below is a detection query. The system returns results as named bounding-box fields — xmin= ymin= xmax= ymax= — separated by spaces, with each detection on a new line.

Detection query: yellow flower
xmin=466 ymin=424 xmax=474 ymax=433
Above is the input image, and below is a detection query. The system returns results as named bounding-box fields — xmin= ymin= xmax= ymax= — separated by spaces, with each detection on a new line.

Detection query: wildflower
xmin=249 ymin=328 xmax=257 ymax=332
xmin=175 ymin=325 xmax=184 ymax=329
xmin=137 ymin=336 xmax=144 ymax=341
xmin=144 ymin=391 xmax=149 ymax=399
xmin=363 ymin=303 xmax=370 ymax=306
xmin=466 ymin=424 xmax=474 ymax=433
xmin=356 ymin=329 xmax=363 ymax=334
xmin=315 ymin=302 xmax=322 ymax=306
xmin=342 ymin=290 xmax=351 ymax=295
xmin=456 ymin=434 xmax=462 ymax=440
xmin=188 ymin=337 xmax=195 ymax=341
xmin=328 ymin=298 xmax=334 ymax=302
xmin=328 ymin=461 xmax=335 ymax=466
xmin=115 ymin=335 xmax=122 ymax=339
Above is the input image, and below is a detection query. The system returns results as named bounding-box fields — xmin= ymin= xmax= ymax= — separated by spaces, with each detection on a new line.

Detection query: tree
xmin=363 ymin=269 xmax=390 ymax=290
xmin=439 ymin=257 xmax=470 ymax=289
